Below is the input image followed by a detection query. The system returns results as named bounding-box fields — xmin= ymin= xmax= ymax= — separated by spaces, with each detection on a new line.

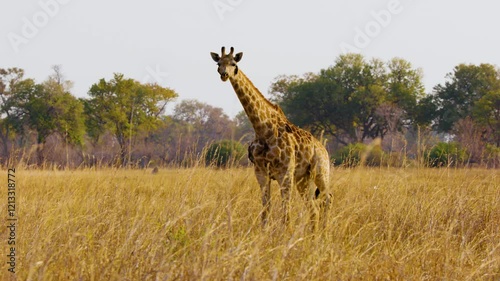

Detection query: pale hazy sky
xmin=2 ymin=0 xmax=500 ymax=117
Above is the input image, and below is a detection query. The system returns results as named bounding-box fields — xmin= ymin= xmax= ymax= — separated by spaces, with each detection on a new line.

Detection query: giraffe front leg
xmin=255 ymin=166 xmax=271 ymax=227
xmin=278 ymin=169 xmax=294 ymax=225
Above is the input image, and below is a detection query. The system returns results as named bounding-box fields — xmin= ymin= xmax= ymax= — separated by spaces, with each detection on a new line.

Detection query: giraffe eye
xmin=231 ymin=63 xmax=236 ymax=66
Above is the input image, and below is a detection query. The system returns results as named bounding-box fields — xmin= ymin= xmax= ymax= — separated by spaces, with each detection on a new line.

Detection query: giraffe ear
xmin=210 ymin=52 xmax=220 ymax=62
xmin=234 ymin=52 xmax=243 ymax=62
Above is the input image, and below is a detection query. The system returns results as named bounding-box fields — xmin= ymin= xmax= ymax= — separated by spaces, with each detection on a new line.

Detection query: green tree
xmin=0 ymin=66 xmax=85 ymax=165
xmin=0 ymin=68 xmax=29 ymax=160
xmin=268 ymin=73 xmax=317 ymax=104
xmin=270 ymin=54 xmax=425 ymax=145
xmin=385 ymin=58 xmax=426 ymax=125
xmin=86 ymin=73 xmax=177 ymax=166
xmin=32 ymin=77 xmax=85 ymax=146
xmin=473 ymin=90 xmax=500 ymax=145
xmin=414 ymin=94 xmax=438 ymax=127
xmin=274 ymin=73 xmax=345 ymax=141
xmin=433 ymin=63 xmax=500 ymax=132
xmin=80 ymin=98 xmax=106 ymax=145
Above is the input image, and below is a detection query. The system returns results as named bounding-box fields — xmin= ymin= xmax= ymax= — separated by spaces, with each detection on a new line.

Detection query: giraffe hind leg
xmin=314 ymin=164 xmax=331 ymax=227
xmin=296 ymin=177 xmax=320 ymax=231
xmin=278 ymin=168 xmax=296 ymax=226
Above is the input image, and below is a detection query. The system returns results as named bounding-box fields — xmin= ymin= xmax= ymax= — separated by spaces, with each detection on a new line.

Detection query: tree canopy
xmin=269 ymin=54 xmax=425 ymax=144
xmin=431 ymin=63 xmax=500 ymax=146
xmin=85 ymin=73 xmax=178 ymax=165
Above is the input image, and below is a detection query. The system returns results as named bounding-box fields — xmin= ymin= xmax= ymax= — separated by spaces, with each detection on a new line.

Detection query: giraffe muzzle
xmin=220 ymin=72 xmax=229 ymax=81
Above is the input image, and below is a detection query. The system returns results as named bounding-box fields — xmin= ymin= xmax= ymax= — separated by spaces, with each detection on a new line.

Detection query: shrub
xmin=482 ymin=144 xmax=500 ymax=168
xmin=427 ymin=142 xmax=468 ymax=167
xmin=332 ymin=143 xmax=364 ymax=167
xmin=333 ymin=143 xmax=385 ymax=167
xmin=205 ymin=140 xmax=246 ymax=168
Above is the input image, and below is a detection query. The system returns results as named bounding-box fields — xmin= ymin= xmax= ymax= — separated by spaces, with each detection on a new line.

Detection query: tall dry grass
xmin=1 ymin=167 xmax=499 ymax=280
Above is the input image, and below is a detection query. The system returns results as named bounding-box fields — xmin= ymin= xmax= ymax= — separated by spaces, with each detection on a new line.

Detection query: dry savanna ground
xmin=1 ymin=167 xmax=499 ymax=280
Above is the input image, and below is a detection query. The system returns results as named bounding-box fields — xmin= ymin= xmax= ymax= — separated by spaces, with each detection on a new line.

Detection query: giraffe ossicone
xmin=210 ymin=46 xmax=331 ymax=229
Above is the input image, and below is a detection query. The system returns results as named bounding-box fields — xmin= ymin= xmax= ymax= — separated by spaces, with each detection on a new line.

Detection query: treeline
xmin=0 ymin=66 xmax=244 ymax=168
xmin=1 ymin=53 xmax=499 ymax=168
xmin=270 ymin=54 xmax=499 ymax=167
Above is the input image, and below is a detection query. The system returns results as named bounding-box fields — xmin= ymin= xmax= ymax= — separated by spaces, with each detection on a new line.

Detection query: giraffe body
xmin=210 ymin=47 xmax=331 ymax=227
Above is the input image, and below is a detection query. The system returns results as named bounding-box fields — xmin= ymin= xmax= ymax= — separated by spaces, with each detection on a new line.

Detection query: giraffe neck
xmin=229 ymin=70 xmax=281 ymax=139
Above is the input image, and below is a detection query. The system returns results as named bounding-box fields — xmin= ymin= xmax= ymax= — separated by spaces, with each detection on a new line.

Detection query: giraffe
xmin=210 ymin=47 xmax=331 ymax=228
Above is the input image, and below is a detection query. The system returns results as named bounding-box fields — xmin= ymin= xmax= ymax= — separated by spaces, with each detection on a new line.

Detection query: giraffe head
xmin=210 ymin=46 xmax=243 ymax=81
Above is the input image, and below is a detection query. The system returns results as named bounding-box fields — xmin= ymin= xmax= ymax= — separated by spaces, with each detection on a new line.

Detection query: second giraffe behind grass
xmin=210 ymin=46 xmax=331 ymax=229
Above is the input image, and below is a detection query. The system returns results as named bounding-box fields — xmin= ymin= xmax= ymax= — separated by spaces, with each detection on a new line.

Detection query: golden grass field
xmin=2 ymin=167 xmax=499 ymax=280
